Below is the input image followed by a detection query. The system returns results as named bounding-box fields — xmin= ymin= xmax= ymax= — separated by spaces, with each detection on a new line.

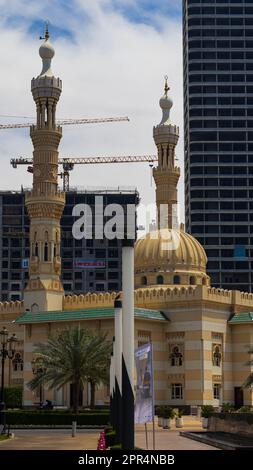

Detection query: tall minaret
xmin=153 ymin=77 xmax=180 ymax=229
xmin=24 ymin=26 xmax=65 ymax=312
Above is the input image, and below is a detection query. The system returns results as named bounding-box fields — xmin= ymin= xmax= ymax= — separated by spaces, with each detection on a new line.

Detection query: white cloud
xmin=0 ymin=1 xmax=184 ymax=226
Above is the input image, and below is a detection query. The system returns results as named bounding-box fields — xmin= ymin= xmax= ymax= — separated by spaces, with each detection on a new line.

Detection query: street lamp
xmin=31 ymin=357 xmax=46 ymax=406
xmin=0 ymin=327 xmax=18 ymax=426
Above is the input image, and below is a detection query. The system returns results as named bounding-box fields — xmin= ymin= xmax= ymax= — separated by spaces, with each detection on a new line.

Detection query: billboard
xmin=134 ymin=342 xmax=154 ymax=424
xmin=73 ymin=259 xmax=106 ymax=269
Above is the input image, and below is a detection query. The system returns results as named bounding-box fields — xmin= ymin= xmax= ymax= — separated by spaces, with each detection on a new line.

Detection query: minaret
xmin=24 ymin=26 xmax=65 ymax=312
xmin=153 ymin=77 xmax=180 ymax=229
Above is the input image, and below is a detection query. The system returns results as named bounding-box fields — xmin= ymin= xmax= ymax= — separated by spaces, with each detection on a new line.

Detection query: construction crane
xmin=11 ymin=155 xmax=158 ymax=191
xmin=0 ymin=116 xmax=129 ymax=130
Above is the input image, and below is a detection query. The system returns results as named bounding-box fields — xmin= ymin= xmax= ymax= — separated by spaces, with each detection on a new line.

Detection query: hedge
xmin=5 ymin=410 xmax=109 ymax=426
xmin=4 ymin=387 xmax=23 ymax=408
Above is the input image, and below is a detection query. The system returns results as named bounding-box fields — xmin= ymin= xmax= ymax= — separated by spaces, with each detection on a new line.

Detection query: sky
xmin=0 ymin=0 xmax=183 ymax=228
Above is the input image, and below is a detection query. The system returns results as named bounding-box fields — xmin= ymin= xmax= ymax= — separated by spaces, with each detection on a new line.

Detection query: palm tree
xmin=27 ymin=326 xmax=111 ymax=412
xmin=242 ymin=346 xmax=253 ymax=389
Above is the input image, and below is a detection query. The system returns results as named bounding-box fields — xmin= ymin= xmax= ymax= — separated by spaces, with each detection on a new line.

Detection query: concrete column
xmin=122 ymin=240 xmax=135 ymax=449
xmin=114 ymin=298 xmax=122 ymax=443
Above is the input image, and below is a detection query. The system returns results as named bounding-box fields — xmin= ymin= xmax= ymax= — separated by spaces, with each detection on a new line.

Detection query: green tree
xmin=242 ymin=346 xmax=253 ymax=389
xmin=27 ymin=326 xmax=111 ymax=412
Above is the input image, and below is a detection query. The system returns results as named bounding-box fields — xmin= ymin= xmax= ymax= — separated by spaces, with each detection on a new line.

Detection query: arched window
xmin=35 ymin=242 xmax=39 ymax=257
xmin=53 ymin=244 xmax=56 ymax=257
xmin=190 ymin=276 xmax=196 ymax=285
xmin=170 ymin=346 xmax=183 ymax=367
xmin=31 ymin=303 xmax=39 ymax=312
xmin=173 ymin=275 xmax=180 ymax=285
xmin=141 ymin=276 xmax=147 ymax=286
xmin=213 ymin=345 xmax=222 ymax=367
xmin=157 ymin=275 xmax=164 ymax=285
xmin=44 ymin=242 xmax=48 ymax=261
xmin=12 ymin=352 xmax=23 ymax=372
xmin=202 ymin=277 xmax=207 ymax=286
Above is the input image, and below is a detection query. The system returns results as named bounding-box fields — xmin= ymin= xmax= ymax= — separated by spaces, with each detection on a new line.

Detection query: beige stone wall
xmin=209 ymin=414 xmax=253 ymax=436
xmin=1 ymin=284 xmax=253 ymax=408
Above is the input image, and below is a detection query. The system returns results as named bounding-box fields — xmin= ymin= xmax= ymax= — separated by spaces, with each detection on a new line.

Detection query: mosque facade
xmin=0 ymin=31 xmax=253 ymax=409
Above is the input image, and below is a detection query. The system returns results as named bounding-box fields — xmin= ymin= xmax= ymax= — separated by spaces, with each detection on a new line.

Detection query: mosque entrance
xmin=234 ymin=387 xmax=244 ymax=409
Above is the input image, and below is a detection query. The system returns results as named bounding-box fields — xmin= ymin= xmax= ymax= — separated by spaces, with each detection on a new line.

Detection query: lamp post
xmin=31 ymin=357 xmax=46 ymax=406
xmin=0 ymin=327 xmax=18 ymax=426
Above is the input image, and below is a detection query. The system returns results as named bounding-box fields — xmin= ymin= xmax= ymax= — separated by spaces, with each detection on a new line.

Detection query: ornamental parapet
xmin=25 ymin=189 xmax=65 ymax=205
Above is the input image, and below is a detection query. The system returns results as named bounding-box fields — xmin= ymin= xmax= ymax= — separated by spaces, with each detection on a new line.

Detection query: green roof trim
xmin=229 ymin=312 xmax=253 ymax=325
xmin=15 ymin=307 xmax=167 ymax=325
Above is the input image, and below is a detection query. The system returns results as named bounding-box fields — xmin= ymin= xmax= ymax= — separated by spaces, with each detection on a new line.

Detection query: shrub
xmin=4 ymin=387 xmax=22 ymax=408
xmin=221 ymin=402 xmax=234 ymax=413
xmin=201 ymin=405 xmax=215 ymax=418
xmin=162 ymin=406 xmax=175 ymax=419
xmin=177 ymin=409 xmax=184 ymax=418
xmin=156 ymin=406 xmax=163 ymax=418
xmin=238 ymin=406 xmax=253 ymax=413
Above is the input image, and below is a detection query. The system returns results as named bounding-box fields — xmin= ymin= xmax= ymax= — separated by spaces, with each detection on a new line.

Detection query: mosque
xmin=1 ymin=30 xmax=253 ymax=409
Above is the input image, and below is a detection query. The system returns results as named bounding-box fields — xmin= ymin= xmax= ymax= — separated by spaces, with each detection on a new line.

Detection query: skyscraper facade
xmin=183 ymin=0 xmax=253 ymax=292
xmin=0 ymin=189 xmax=138 ymax=301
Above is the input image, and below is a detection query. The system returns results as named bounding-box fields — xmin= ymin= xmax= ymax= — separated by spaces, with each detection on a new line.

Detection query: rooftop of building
xmin=228 ymin=311 xmax=253 ymax=325
xmin=15 ymin=307 xmax=167 ymax=324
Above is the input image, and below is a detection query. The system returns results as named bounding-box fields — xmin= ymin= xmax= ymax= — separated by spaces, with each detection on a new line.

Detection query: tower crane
xmin=10 ymin=155 xmax=158 ymax=191
xmin=0 ymin=116 xmax=129 ymax=129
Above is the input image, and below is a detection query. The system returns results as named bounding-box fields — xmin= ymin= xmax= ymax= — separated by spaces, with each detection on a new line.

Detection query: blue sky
xmin=0 ymin=0 xmax=184 ymax=225
xmin=1 ymin=0 xmax=182 ymax=39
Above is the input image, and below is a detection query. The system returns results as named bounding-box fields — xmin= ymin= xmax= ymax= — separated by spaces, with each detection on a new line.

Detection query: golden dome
xmin=134 ymin=229 xmax=209 ymax=287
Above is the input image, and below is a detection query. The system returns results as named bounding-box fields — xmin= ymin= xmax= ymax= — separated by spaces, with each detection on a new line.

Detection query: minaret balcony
xmin=25 ymin=189 xmax=65 ymax=202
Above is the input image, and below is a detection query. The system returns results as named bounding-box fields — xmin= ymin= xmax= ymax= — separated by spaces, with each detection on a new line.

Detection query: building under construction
xmin=0 ymin=188 xmax=139 ymax=301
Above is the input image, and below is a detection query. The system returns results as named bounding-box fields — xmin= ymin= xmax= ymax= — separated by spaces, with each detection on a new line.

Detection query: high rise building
xmin=0 ymin=188 xmax=138 ymax=301
xmin=183 ymin=0 xmax=253 ymax=292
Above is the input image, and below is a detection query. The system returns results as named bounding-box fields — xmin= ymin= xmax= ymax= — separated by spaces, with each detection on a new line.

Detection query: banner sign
xmin=134 ymin=342 xmax=154 ymax=424
xmin=73 ymin=259 xmax=106 ymax=268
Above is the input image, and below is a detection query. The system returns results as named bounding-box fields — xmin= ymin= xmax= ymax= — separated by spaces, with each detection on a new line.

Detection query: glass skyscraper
xmin=183 ymin=0 xmax=253 ymax=292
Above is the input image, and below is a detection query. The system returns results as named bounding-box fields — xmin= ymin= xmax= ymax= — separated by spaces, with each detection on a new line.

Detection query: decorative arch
xmin=12 ymin=352 xmax=23 ymax=372
xmin=31 ymin=303 xmax=39 ymax=312
xmin=35 ymin=242 xmax=39 ymax=257
xmin=156 ymin=275 xmax=164 ymax=285
xmin=190 ymin=276 xmax=196 ymax=285
xmin=170 ymin=345 xmax=183 ymax=367
xmin=141 ymin=276 xmax=147 ymax=286
xmin=213 ymin=345 xmax=222 ymax=367
xmin=173 ymin=275 xmax=180 ymax=285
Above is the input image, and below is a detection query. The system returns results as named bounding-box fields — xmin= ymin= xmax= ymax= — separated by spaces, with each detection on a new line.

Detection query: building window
xmin=171 ymin=383 xmax=183 ymax=400
xmin=213 ymin=345 xmax=222 ymax=367
xmin=12 ymin=352 xmax=23 ymax=372
xmin=44 ymin=242 xmax=49 ymax=261
xmin=170 ymin=346 xmax=183 ymax=367
xmin=189 ymin=276 xmax=196 ymax=285
xmin=157 ymin=275 xmax=164 ymax=285
xmin=141 ymin=276 xmax=147 ymax=286
xmin=173 ymin=275 xmax=180 ymax=285
xmin=35 ymin=242 xmax=39 ymax=257
xmin=213 ymin=383 xmax=221 ymax=400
